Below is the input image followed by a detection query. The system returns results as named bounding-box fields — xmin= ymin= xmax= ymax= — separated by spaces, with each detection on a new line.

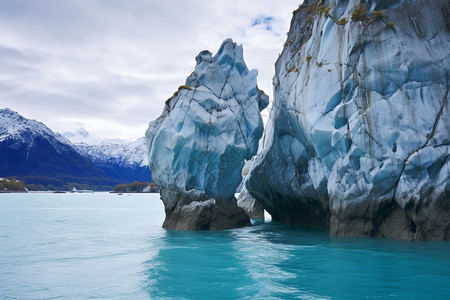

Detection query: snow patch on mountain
xmin=62 ymin=128 xmax=148 ymax=168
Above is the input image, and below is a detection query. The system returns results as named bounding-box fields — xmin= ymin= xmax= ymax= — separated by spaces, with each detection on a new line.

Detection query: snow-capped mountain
xmin=62 ymin=128 xmax=151 ymax=183
xmin=0 ymin=108 xmax=119 ymax=190
xmin=1 ymin=107 xmax=65 ymax=151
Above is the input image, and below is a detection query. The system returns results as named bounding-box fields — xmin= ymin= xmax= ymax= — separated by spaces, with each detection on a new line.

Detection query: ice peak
xmin=214 ymin=38 xmax=245 ymax=73
xmin=184 ymin=38 xmax=265 ymax=112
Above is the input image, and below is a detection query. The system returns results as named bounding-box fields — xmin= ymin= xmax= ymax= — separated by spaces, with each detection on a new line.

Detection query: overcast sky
xmin=1 ymin=0 xmax=301 ymax=140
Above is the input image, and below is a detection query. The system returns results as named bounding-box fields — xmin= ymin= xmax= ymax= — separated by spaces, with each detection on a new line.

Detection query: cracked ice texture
xmin=246 ymin=0 xmax=449 ymax=240
xmin=146 ymin=38 xmax=269 ymax=200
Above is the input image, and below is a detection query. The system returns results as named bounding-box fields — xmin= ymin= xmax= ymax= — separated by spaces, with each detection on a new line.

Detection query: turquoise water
xmin=0 ymin=193 xmax=449 ymax=299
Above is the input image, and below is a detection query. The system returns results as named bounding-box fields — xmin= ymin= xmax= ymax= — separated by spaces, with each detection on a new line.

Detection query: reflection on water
xmin=0 ymin=193 xmax=449 ymax=300
xmin=144 ymin=223 xmax=450 ymax=300
xmin=145 ymin=229 xmax=250 ymax=299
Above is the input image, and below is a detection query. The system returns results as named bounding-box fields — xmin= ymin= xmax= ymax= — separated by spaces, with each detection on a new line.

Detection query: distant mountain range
xmin=60 ymin=128 xmax=151 ymax=184
xmin=0 ymin=108 xmax=151 ymax=190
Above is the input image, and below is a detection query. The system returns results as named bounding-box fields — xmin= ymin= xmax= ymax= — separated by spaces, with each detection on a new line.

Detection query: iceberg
xmin=146 ymin=39 xmax=269 ymax=230
xmin=246 ymin=0 xmax=449 ymax=240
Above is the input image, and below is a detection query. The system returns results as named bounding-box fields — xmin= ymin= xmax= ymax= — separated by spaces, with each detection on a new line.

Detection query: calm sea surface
xmin=0 ymin=193 xmax=449 ymax=300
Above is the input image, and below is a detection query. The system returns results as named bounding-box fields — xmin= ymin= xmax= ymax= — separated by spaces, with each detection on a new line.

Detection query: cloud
xmin=0 ymin=0 xmax=301 ymax=140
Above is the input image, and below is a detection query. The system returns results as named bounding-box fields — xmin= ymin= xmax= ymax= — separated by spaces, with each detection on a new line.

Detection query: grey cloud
xmin=0 ymin=0 xmax=301 ymax=140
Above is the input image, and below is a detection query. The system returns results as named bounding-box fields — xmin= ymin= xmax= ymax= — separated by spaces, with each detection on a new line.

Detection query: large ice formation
xmin=246 ymin=0 xmax=449 ymax=240
xmin=146 ymin=38 xmax=269 ymax=230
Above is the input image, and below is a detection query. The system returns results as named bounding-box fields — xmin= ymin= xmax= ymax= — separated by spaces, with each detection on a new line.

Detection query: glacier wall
xmin=246 ymin=0 xmax=449 ymax=240
xmin=146 ymin=39 xmax=268 ymax=230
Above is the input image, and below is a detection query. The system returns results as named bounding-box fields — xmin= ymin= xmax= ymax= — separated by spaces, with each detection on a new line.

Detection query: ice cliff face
xmin=246 ymin=0 xmax=449 ymax=240
xmin=146 ymin=39 xmax=269 ymax=230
